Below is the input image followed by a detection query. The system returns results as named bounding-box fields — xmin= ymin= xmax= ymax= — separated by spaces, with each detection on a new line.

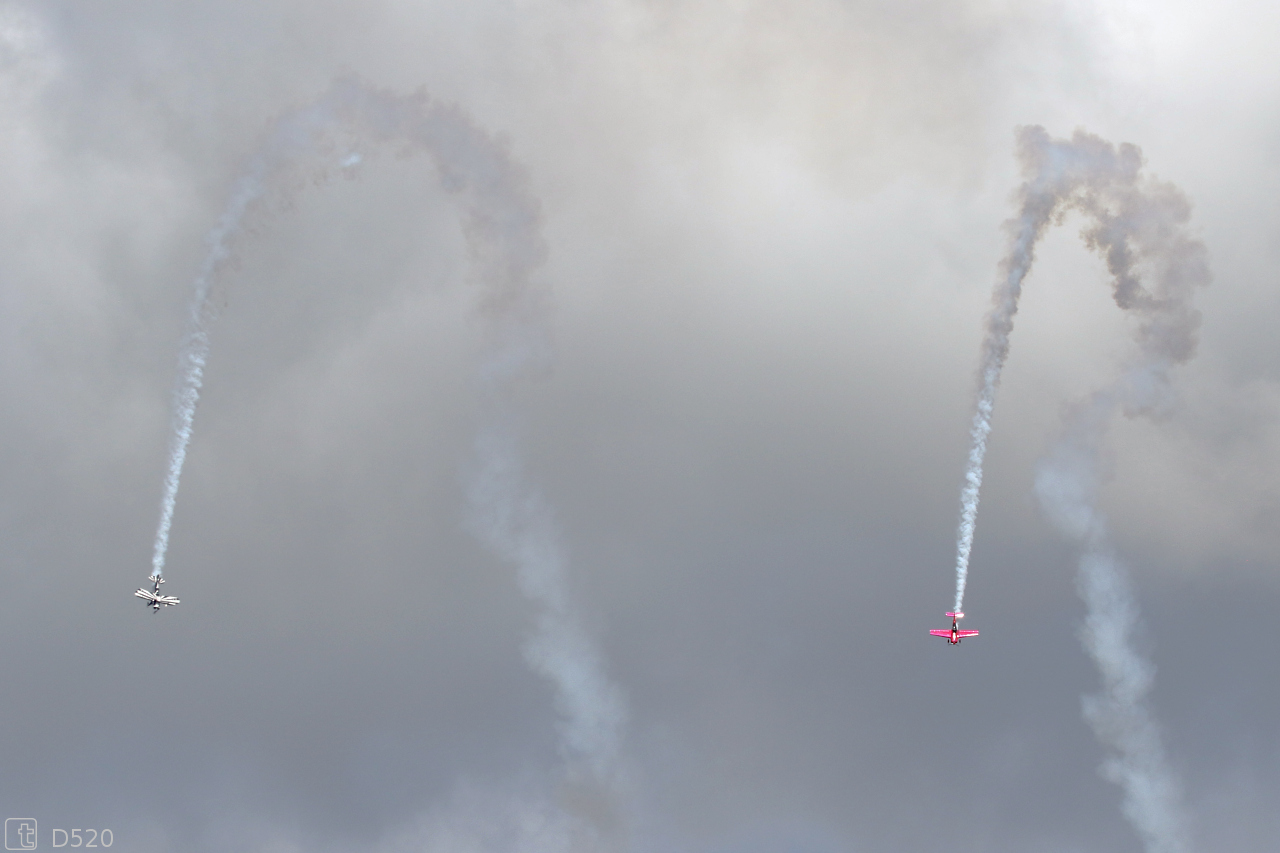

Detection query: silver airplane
xmin=134 ymin=574 xmax=180 ymax=613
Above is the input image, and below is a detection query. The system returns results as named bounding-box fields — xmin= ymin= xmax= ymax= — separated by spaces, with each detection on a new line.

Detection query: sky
xmin=0 ymin=1 xmax=1278 ymax=851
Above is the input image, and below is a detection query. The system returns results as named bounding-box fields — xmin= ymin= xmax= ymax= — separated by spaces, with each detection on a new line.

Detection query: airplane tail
xmin=946 ymin=611 xmax=963 ymax=619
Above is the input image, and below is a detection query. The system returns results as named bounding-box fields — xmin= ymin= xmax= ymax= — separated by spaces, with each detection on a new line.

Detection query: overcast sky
xmin=0 ymin=1 xmax=1278 ymax=851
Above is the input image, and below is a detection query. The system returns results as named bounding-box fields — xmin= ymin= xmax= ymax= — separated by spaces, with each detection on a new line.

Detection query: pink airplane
xmin=930 ymin=612 xmax=979 ymax=645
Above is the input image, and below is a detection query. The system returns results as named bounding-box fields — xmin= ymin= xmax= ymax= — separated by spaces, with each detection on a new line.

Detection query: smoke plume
xmin=952 ymin=127 xmax=1147 ymax=612
xmin=968 ymin=126 xmax=1208 ymax=853
xmin=1037 ymin=397 xmax=1192 ymax=853
xmin=150 ymin=76 xmax=630 ymax=848
xmin=150 ymin=95 xmax=342 ymax=579
xmin=467 ymin=415 xmax=631 ymax=850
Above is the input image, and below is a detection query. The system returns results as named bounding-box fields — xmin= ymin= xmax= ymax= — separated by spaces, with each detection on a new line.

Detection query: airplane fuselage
xmin=134 ymin=575 xmax=179 ymax=612
xmin=930 ymin=612 xmax=978 ymax=645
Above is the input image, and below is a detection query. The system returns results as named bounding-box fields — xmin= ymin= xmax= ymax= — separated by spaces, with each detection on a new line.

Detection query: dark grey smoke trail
xmin=1006 ymin=126 xmax=1208 ymax=853
xmin=151 ymin=77 xmax=629 ymax=848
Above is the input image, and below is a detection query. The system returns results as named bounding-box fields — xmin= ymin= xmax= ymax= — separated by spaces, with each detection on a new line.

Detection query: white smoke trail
xmin=333 ymin=86 xmax=631 ymax=829
xmin=471 ymin=416 xmax=627 ymax=782
xmin=467 ymin=413 xmax=631 ymax=849
xmin=150 ymin=171 xmax=260 ymax=579
xmin=1077 ymin=545 xmax=1189 ymax=853
xmin=151 ymin=77 xmax=630 ymax=848
xmin=953 ymin=127 xmax=1145 ymax=612
xmin=150 ymin=100 xmax=340 ymax=579
xmin=1005 ymin=126 xmax=1208 ymax=853
xmin=1036 ymin=385 xmax=1191 ymax=853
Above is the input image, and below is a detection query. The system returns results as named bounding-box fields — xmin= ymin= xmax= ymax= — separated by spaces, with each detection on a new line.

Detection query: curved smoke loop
xmin=955 ymin=127 xmax=1207 ymax=853
xmin=151 ymin=77 xmax=629 ymax=847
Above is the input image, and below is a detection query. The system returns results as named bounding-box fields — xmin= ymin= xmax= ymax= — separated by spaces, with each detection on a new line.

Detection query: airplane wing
xmin=134 ymin=590 xmax=179 ymax=606
xmin=956 ymin=630 xmax=979 ymax=638
xmin=928 ymin=630 xmax=951 ymax=637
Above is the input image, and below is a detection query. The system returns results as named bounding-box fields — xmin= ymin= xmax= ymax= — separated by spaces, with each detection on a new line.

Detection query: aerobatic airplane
xmin=134 ymin=574 xmax=180 ymax=613
xmin=930 ymin=611 xmax=978 ymax=645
